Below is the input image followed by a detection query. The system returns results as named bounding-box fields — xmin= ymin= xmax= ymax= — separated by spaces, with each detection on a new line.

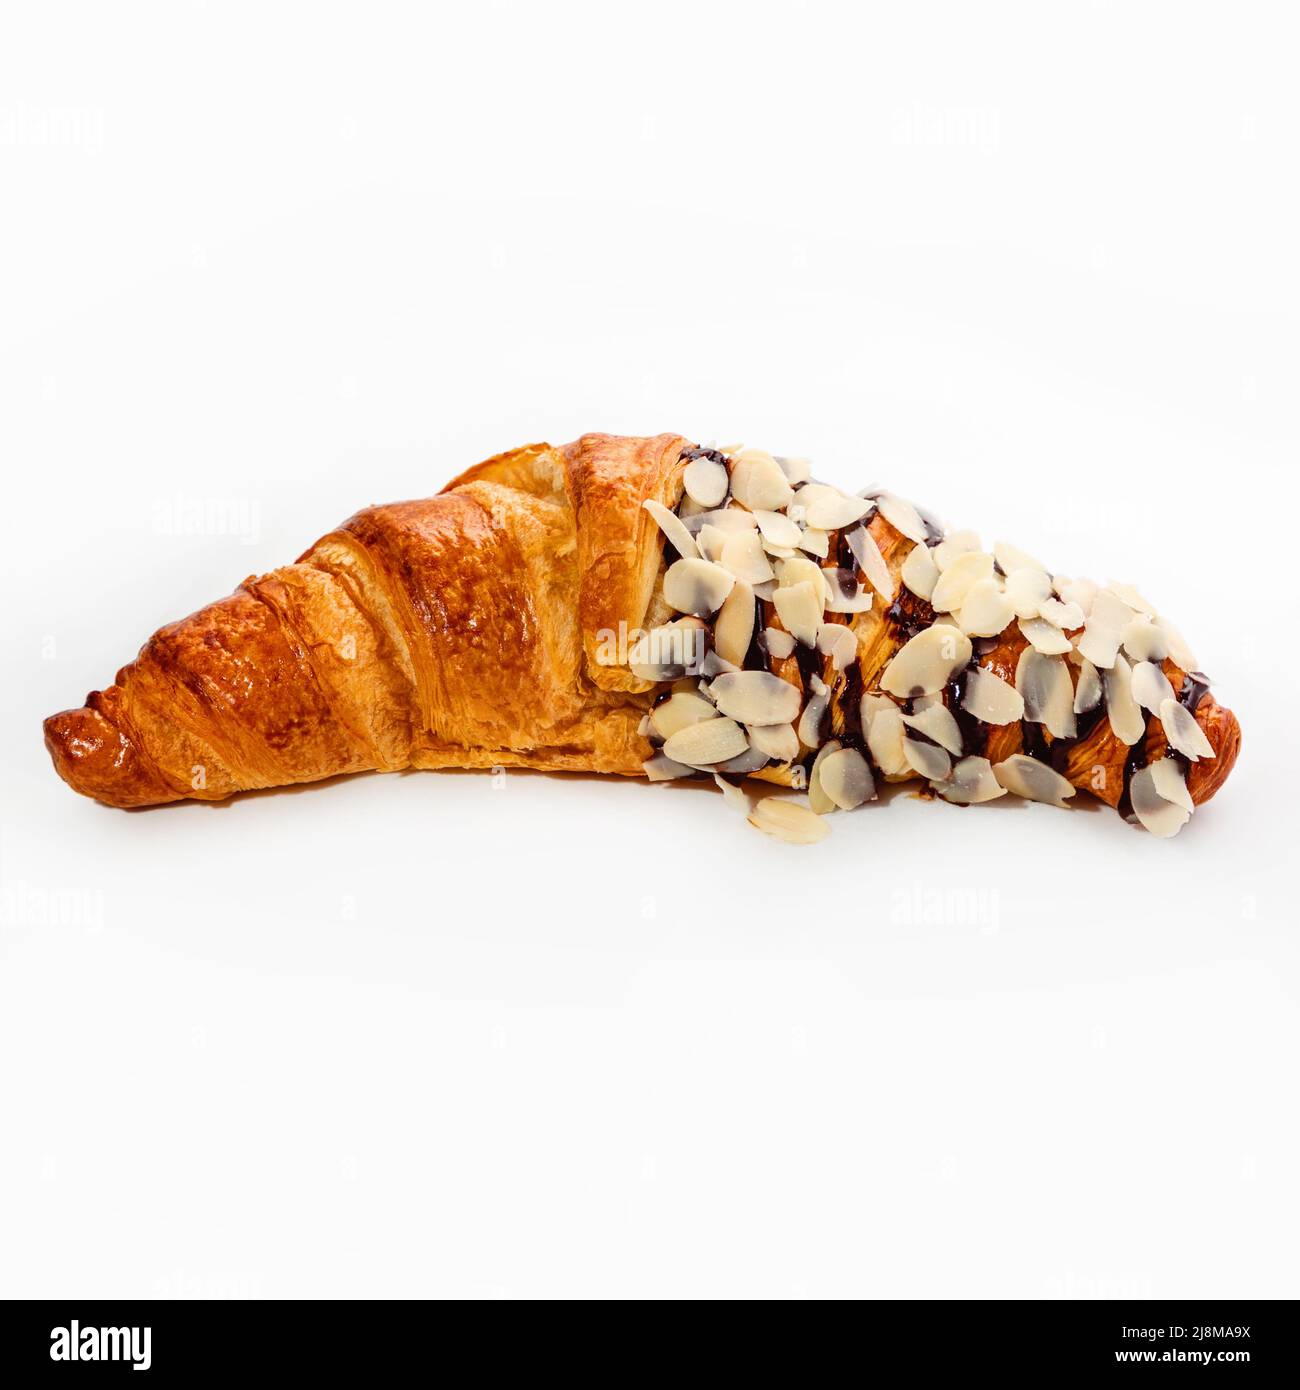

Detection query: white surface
xmin=1 ymin=2 xmax=1296 ymax=1299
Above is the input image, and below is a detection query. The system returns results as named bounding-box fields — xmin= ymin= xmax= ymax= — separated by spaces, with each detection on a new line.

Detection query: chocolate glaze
xmin=945 ymin=664 xmax=989 ymax=758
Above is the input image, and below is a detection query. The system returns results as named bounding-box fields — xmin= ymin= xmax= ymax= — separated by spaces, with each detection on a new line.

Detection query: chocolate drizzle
xmin=945 ymin=664 xmax=988 ymax=758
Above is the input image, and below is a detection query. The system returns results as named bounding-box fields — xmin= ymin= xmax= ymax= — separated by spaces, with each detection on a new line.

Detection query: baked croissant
xmin=44 ymin=433 xmax=1240 ymax=840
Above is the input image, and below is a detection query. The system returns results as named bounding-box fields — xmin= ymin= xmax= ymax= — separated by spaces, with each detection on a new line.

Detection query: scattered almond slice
xmin=682 ymin=456 xmax=729 ymax=508
xmin=1038 ymin=596 xmax=1084 ymax=630
xmin=1055 ymin=576 xmax=1098 ymax=614
xmin=797 ymin=686 xmax=829 ymax=749
xmin=777 ymin=556 xmax=831 ymax=604
xmin=992 ymin=754 xmax=1076 ymax=807
xmin=753 ymin=509 xmax=802 ymax=548
xmin=650 ymin=690 xmax=717 ymax=739
xmin=748 ymin=796 xmax=831 ymax=844
xmin=816 ymin=622 xmax=858 ymax=671
xmin=1159 ymin=698 xmax=1215 ymax=760
xmin=709 ymin=670 xmax=803 ymax=725
xmin=880 ymin=624 xmax=973 ymax=697
xmin=1074 ymin=590 xmax=1131 ymax=669
xmin=712 ymin=772 xmax=754 ymax=814
xmin=875 ymin=492 xmax=930 ymax=543
xmin=720 ymin=530 xmax=775 ymax=585
xmin=794 ymin=483 xmax=873 ymax=530
xmin=682 ymin=507 xmax=757 ymax=534
xmin=934 ymin=755 xmax=1006 ymax=804
xmin=1129 ymin=765 xmax=1190 ymax=838
xmin=746 ymin=721 xmax=800 ymax=763
xmin=1072 ymin=656 xmax=1102 ymax=714
xmin=629 ymin=619 xmax=706 ymax=680
xmin=867 ymin=704 xmax=909 ymax=776
xmin=773 ymin=581 xmax=822 ymax=647
xmin=823 ymin=570 xmax=875 ymax=613
xmin=846 ymin=525 xmax=894 ymax=600
xmin=1019 ymin=617 xmax=1073 ymax=655
xmin=958 ymin=577 xmax=1014 ymax=637
xmin=903 ymin=733 xmax=952 ymax=781
xmin=993 ymin=540 xmax=1047 ymax=575
xmin=1109 ymin=582 xmax=1156 ymax=616
xmin=714 ymin=579 xmax=756 ymax=666
xmin=696 ymin=524 xmax=727 ymax=563
xmin=1150 ymin=756 xmax=1194 ymax=813
xmin=1005 ymin=568 xmax=1052 ymax=620
xmin=643 ymin=753 xmax=695 ymax=782
xmin=900 ymin=542 xmax=939 ymax=600
xmin=1121 ymin=617 xmax=1168 ymax=663
xmin=930 ymin=551 xmax=994 ymax=613
xmin=643 ymin=499 xmax=700 ymax=560
xmin=962 ymin=666 xmax=1025 ymax=724
xmin=860 ymin=692 xmax=894 ymax=731
xmin=1102 ymin=654 xmax=1146 ymax=745
xmin=808 ymin=739 xmax=842 ymax=815
xmin=821 ymin=747 xmax=875 ymax=810
xmin=764 ymin=626 xmax=795 ymax=659
xmin=719 ymin=745 xmax=771 ymax=775
xmin=663 ymin=557 xmax=736 ymax=617
xmin=1016 ymin=648 xmax=1077 ymax=739
xmin=932 ymin=529 xmax=981 ymax=572
xmin=1156 ymin=615 xmax=1198 ymax=672
xmin=1130 ymin=660 xmax=1175 ymax=714
xmin=902 ymin=701 xmax=964 ymax=755
xmin=776 ymin=455 xmax=813 ymax=485
xmin=730 ymin=451 xmax=795 ymax=512
xmin=662 ymin=717 xmax=749 ymax=767
xmin=796 ymin=527 xmax=830 ymax=558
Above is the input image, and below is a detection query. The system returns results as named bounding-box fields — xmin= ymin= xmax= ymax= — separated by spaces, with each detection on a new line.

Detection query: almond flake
xmin=1019 ymin=617 xmax=1073 ymax=655
xmin=1038 ymin=596 xmax=1085 ymax=630
xmin=817 ymin=622 xmax=858 ymax=671
xmin=1072 ymin=656 xmax=1102 ymax=714
xmin=1121 ymin=617 xmax=1168 ymax=663
xmin=777 ymin=556 xmax=831 ymax=604
xmin=860 ymin=692 xmax=895 ymax=732
xmin=1055 ymin=576 xmax=1098 ymax=613
xmin=1150 ymin=756 xmax=1195 ymax=813
xmin=933 ymin=529 xmax=981 ymax=572
xmin=808 ymin=739 xmax=842 ymax=815
xmin=1103 ymin=654 xmax=1146 ymax=745
xmin=794 ymin=483 xmax=873 ymax=531
xmin=764 ymin=626 xmax=795 ymax=659
xmin=662 ymin=717 xmax=749 ymax=767
xmin=773 ymin=581 xmax=823 ymax=647
xmin=797 ymin=687 xmax=829 ymax=749
xmin=992 ymin=754 xmax=1076 ymax=807
xmin=746 ymin=722 xmax=800 ymax=763
xmin=1005 ymin=568 xmax=1052 ymax=619
xmin=696 ymin=524 xmax=727 ymax=563
xmin=1016 ymin=649 xmax=1077 ymax=739
xmin=958 ymin=577 xmax=1014 ymax=637
xmin=876 ymin=493 xmax=929 ymax=543
xmin=903 ymin=733 xmax=951 ymax=781
xmin=1074 ymin=590 xmax=1131 ymax=669
xmin=709 ymin=670 xmax=803 ymax=725
xmin=643 ymin=499 xmax=700 ymax=561
xmin=902 ymin=701 xmax=963 ymax=755
xmin=880 ymin=624 xmax=973 ymax=697
xmin=748 ymin=796 xmax=831 ymax=844
xmin=714 ymin=579 xmax=756 ymax=667
xmin=1159 ymin=698 xmax=1215 ymax=761
xmin=819 ymin=747 xmax=875 ymax=810
xmin=1130 ymin=660 xmax=1174 ymax=713
xmin=753 ymin=509 xmax=802 ymax=548
xmin=650 ymin=690 xmax=717 ymax=740
xmin=720 ymin=530 xmax=775 ymax=585
xmin=1109 ymin=582 xmax=1156 ymax=616
xmin=682 ymin=507 xmax=757 ymax=535
xmin=712 ymin=772 xmax=754 ymax=813
xmin=930 ymin=551 xmax=994 ymax=613
xmin=629 ymin=619 xmax=706 ymax=680
xmin=846 ymin=525 xmax=894 ymax=600
xmin=935 ymin=755 xmax=1006 ymax=805
xmin=776 ymin=455 xmax=813 ymax=485
xmin=962 ymin=666 xmax=1025 ymax=724
xmin=730 ymin=452 xmax=795 ymax=512
xmin=719 ymin=745 xmax=771 ymax=774
xmin=796 ymin=527 xmax=830 ymax=558
xmin=642 ymin=754 xmax=695 ymax=782
xmin=1156 ymin=616 xmax=1198 ymax=673
xmin=993 ymin=540 xmax=1047 ymax=575
xmin=867 ymin=703 xmax=909 ymax=776
xmin=1129 ymin=765 xmax=1190 ymax=838
xmin=663 ymin=557 xmax=736 ymax=617
xmin=823 ymin=570 xmax=874 ymax=613
xmin=900 ymin=542 xmax=939 ymax=600
xmin=682 ymin=456 xmax=729 ymax=508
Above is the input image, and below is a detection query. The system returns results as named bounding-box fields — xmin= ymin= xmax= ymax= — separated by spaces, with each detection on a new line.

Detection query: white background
xmin=1 ymin=2 xmax=1296 ymax=1298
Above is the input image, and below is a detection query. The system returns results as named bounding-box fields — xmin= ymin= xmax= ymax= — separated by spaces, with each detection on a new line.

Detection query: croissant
xmin=45 ymin=433 xmax=1240 ymax=840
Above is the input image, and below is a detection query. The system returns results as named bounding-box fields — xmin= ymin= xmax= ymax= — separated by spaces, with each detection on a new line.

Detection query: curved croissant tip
xmin=1187 ymin=697 xmax=1241 ymax=808
xmin=43 ymin=701 xmax=178 ymax=808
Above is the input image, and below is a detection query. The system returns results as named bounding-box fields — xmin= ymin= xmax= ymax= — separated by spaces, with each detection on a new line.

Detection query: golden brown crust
xmin=43 ymin=434 xmax=1241 ymax=817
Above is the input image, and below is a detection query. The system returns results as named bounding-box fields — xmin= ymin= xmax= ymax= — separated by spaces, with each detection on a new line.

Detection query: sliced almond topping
xmin=663 ymin=556 xmax=736 ymax=617
xmin=695 ymin=524 xmax=727 ymax=563
xmin=642 ymin=499 xmax=700 ymax=561
xmin=683 ymin=507 xmax=757 ymax=534
xmin=875 ymin=492 xmax=929 ymax=543
xmin=1019 ymin=617 xmax=1073 ymax=655
xmin=992 ymin=754 xmax=1076 ymax=807
xmin=712 ymin=772 xmax=754 ymax=813
xmin=719 ymin=745 xmax=771 ymax=775
xmin=720 ymin=530 xmax=775 ymax=585
xmin=1074 ymin=590 xmax=1131 ymax=669
xmin=819 ymin=746 xmax=875 ymax=810
xmin=902 ymin=700 xmax=963 ymax=755
xmin=1159 ymin=698 xmax=1215 ymax=761
xmin=797 ymin=688 xmax=829 ymax=749
xmin=701 ymin=650 xmax=740 ymax=678
xmin=993 ymin=540 xmax=1047 ymax=575
xmin=1109 ymin=582 xmax=1156 ymax=616
xmin=776 ymin=455 xmax=813 ymax=485
xmin=932 ymin=529 xmax=980 ymax=572
xmin=1005 ymin=567 xmax=1052 ymax=619
xmin=794 ymin=483 xmax=872 ymax=531
xmin=903 ymin=733 xmax=951 ymax=781
xmin=773 ymin=581 xmax=823 ymax=647
xmin=866 ymin=703 xmax=909 ymax=776
xmin=730 ymin=451 xmax=795 ymax=512
xmin=1072 ymin=656 xmax=1102 ymax=714
xmin=650 ymin=690 xmax=717 ymax=740
xmin=709 ymin=670 xmax=802 ymax=725
xmin=714 ymin=579 xmax=756 ymax=667
xmin=930 ymin=550 xmax=994 ymax=613
xmin=1016 ymin=648 xmax=1077 ymax=739
xmin=753 ymin=509 xmax=802 ymax=548
xmin=846 ymin=525 xmax=895 ymax=600
xmin=682 ymin=456 xmax=729 ymax=508
xmin=746 ymin=721 xmax=800 ymax=763
xmin=662 ymin=717 xmax=749 ymax=767
xmin=1129 ymin=764 xmax=1190 ymax=838
xmin=1103 ymin=653 xmax=1146 ymax=745
xmin=860 ymin=692 xmax=895 ymax=732
xmin=1156 ymin=616 xmax=1198 ymax=672
xmin=629 ymin=618 xmax=706 ymax=680
xmin=1130 ymin=659 xmax=1175 ymax=713
xmin=900 ymin=542 xmax=939 ymax=600
xmin=796 ymin=527 xmax=830 ymax=558
xmin=880 ymin=624 xmax=973 ymax=697
xmin=808 ymin=739 xmax=842 ymax=815
xmin=823 ymin=569 xmax=874 ymax=613
xmin=817 ymin=622 xmax=858 ymax=671
xmin=1121 ymin=617 xmax=1169 ymax=663
xmin=958 ymin=577 xmax=1014 ymax=637
xmin=1038 ymin=596 xmax=1084 ymax=630
xmin=1055 ymin=576 xmax=1098 ymax=614
xmin=1150 ymin=756 xmax=1194 ymax=813
xmin=962 ymin=666 xmax=1025 ymax=725
xmin=777 ymin=555 xmax=830 ymax=603
xmin=748 ymin=796 xmax=831 ymax=844
xmin=935 ymin=755 xmax=1007 ymax=805
xmin=642 ymin=753 xmax=695 ymax=782
xmin=764 ymin=626 xmax=795 ymax=660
